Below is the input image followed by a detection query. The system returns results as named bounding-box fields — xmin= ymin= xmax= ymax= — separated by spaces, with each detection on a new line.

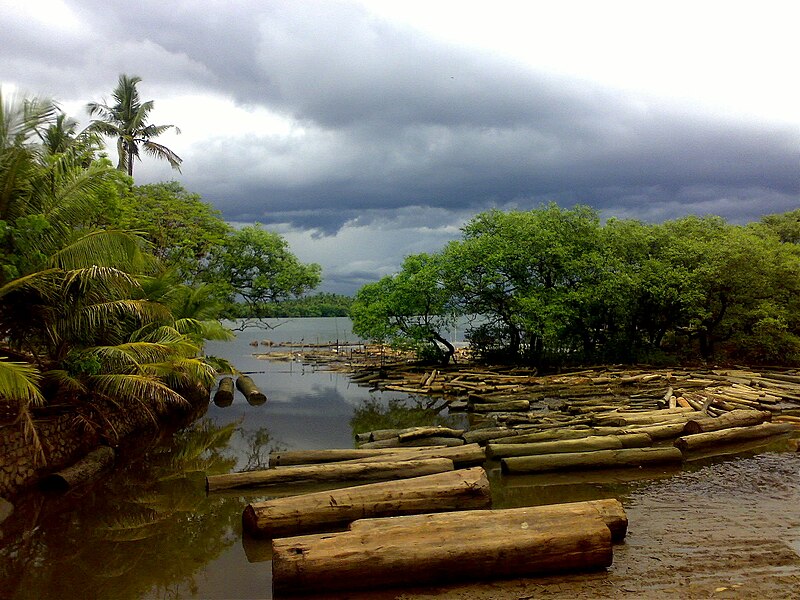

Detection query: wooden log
xmin=681 ymin=409 xmax=772 ymax=435
xmin=358 ymin=436 xmax=464 ymax=449
xmin=347 ymin=498 xmax=628 ymax=543
xmin=462 ymin=427 xmax=521 ymax=444
xmin=469 ymin=400 xmax=531 ymax=412
xmin=487 ymin=433 xmax=652 ymax=459
xmin=206 ymin=458 xmax=454 ymax=492
xmin=594 ymin=410 xmax=703 ymax=427
xmin=621 ymin=422 xmax=688 ymax=440
xmin=674 ymin=422 xmax=796 ymax=452
xmin=236 ymin=375 xmax=267 ymax=405
xmin=243 ymin=466 xmax=491 ymax=538
xmin=272 ymin=506 xmax=613 ymax=594
xmin=213 ymin=376 xmax=234 ymax=407
xmin=397 ymin=426 xmax=464 ymax=442
xmin=501 ymin=446 xmax=683 ymax=473
xmin=40 ymin=446 xmax=115 ymax=491
xmin=269 ymin=448 xmax=406 ymax=467
xmin=340 ymin=444 xmax=485 ymax=467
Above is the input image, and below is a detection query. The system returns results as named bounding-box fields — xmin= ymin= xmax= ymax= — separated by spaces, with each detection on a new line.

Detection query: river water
xmin=1 ymin=318 xmax=798 ymax=599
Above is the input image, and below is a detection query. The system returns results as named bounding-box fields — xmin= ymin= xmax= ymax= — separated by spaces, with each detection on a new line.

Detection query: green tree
xmin=351 ymin=253 xmax=457 ymax=364
xmin=117 ymin=182 xmax=231 ymax=283
xmin=87 ymin=74 xmax=181 ymax=177
xmin=207 ymin=224 xmax=321 ymax=325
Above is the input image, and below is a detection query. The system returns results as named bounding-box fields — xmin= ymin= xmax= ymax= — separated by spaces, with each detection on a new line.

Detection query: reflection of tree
xmin=350 ymin=396 xmax=461 ymax=438
xmin=0 ymin=418 xmax=246 ymax=600
xmin=242 ymin=426 xmax=284 ymax=472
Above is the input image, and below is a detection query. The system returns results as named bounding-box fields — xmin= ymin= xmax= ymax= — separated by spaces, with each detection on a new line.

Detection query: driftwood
xmin=502 ymin=446 xmax=683 ymax=473
xmin=272 ymin=501 xmax=621 ymax=595
xmin=236 ymin=375 xmax=267 ymax=405
xmin=206 ymin=458 xmax=454 ymax=492
xmin=243 ymin=466 xmax=491 ymax=538
xmin=40 ymin=446 xmax=115 ymax=491
xmin=213 ymin=377 xmax=234 ymax=407
xmin=486 ymin=433 xmax=652 ymax=459
xmin=674 ymin=422 xmax=796 ymax=452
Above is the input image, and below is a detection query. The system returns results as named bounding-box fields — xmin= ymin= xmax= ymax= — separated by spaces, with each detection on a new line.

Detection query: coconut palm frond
xmin=173 ymin=318 xmax=235 ymax=341
xmin=0 ymin=268 xmax=61 ymax=299
xmin=0 ymin=357 xmax=45 ymax=407
xmin=140 ymin=358 xmax=216 ymax=389
xmin=90 ymin=373 xmax=187 ymax=409
xmin=18 ymin=404 xmax=47 ymax=466
xmin=204 ymin=355 xmax=235 ymax=375
xmin=44 ymin=368 xmax=88 ymax=395
xmin=53 ymin=231 xmax=151 ymax=273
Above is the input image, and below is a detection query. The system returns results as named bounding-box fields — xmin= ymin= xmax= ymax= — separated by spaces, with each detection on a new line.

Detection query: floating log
xmin=213 ymin=377 xmax=234 ymax=407
xmin=487 ymin=433 xmax=652 ymax=459
xmin=270 ymin=444 xmax=485 ymax=468
xmin=358 ymin=436 xmax=464 ymax=449
xmin=674 ymin=422 xmax=796 ymax=452
xmin=272 ymin=502 xmax=616 ymax=595
xmin=206 ymin=458 xmax=454 ymax=492
xmin=243 ymin=466 xmax=491 ymax=538
xmin=236 ymin=375 xmax=267 ymax=405
xmin=39 ymin=446 xmax=115 ymax=491
xmin=502 ymin=446 xmax=683 ymax=474
xmin=340 ymin=444 xmax=485 ymax=466
xmin=397 ymin=426 xmax=464 ymax=442
xmin=594 ymin=410 xmax=703 ymax=427
xmin=469 ymin=400 xmax=531 ymax=412
xmin=681 ymin=409 xmax=772 ymax=435
xmin=462 ymin=427 xmax=521 ymax=444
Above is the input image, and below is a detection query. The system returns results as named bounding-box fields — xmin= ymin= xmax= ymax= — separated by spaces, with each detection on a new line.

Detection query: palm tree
xmin=86 ymin=74 xmax=182 ymax=177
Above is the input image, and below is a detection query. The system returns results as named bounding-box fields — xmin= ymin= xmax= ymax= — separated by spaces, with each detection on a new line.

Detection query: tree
xmin=117 ymin=182 xmax=231 ymax=283
xmin=351 ymin=253 xmax=457 ymax=364
xmin=206 ymin=225 xmax=321 ymax=325
xmin=87 ymin=74 xmax=181 ymax=177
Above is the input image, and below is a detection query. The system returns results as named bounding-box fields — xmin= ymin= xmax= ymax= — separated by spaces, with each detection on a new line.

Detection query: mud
xmin=322 ymin=452 xmax=800 ymax=600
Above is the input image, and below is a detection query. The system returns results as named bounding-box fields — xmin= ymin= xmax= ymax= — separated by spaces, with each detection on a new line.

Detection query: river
xmin=1 ymin=317 xmax=798 ymax=599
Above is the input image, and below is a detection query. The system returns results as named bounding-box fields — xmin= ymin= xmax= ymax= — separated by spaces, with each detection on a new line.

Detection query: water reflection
xmin=350 ymin=397 xmax=464 ymax=438
xmin=0 ymin=419 xmax=248 ymax=600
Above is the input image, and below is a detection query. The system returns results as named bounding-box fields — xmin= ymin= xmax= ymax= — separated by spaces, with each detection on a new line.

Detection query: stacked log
xmin=357 ymin=425 xmax=465 ymax=449
xmin=236 ymin=375 xmax=267 ymax=405
xmin=243 ymin=466 xmax=491 ymax=537
xmin=486 ymin=433 xmax=652 ymax=459
xmin=269 ymin=444 xmax=485 ymax=468
xmin=272 ymin=499 xmax=626 ymax=595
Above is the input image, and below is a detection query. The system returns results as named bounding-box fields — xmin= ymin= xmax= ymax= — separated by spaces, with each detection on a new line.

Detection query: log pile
xmin=271 ymin=498 xmax=627 ymax=595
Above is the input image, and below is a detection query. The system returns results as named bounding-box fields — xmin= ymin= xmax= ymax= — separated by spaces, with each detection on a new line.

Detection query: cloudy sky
xmin=2 ymin=1 xmax=798 ymax=294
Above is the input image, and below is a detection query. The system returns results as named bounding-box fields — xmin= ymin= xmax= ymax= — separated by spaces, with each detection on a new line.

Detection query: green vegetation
xmin=87 ymin=74 xmax=182 ymax=176
xmin=0 ymin=82 xmax=319 ymax=460
xmin=225 ymin=292 xmax=352 ymax=318
xmin=352 ymin=204 xmax=800 ymax=367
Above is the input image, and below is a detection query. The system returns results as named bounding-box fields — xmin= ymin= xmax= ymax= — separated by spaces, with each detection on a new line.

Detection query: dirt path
xmin=329 ymin=452 xmax=800 ymax=600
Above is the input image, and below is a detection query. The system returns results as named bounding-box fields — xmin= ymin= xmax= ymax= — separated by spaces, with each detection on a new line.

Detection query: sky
xmin=1 ymin=0 xmax=798 ymax=294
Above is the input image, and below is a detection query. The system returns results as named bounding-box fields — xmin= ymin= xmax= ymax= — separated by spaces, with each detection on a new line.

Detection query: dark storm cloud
xmin=2 ymin=0 xmax=797 ymax=236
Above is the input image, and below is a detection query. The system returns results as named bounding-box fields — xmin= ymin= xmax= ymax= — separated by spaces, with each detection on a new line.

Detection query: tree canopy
xmin=352 ymin=203 xmax=800 ymax=367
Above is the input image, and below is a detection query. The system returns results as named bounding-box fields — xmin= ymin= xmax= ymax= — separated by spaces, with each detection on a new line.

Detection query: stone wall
xmin=0 ymin=415 xmax=98 ymax=498
xmin=0 ymin=385 xmax=210 ymax=499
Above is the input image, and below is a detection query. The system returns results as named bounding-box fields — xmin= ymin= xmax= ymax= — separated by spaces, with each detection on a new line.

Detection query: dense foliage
xmin=0 ymin=86 xmax=319 ymax=459
xmin=352 ymin=204 xmax=800 ymax=367
xmin=225 ymin=292 xmax=352 ymax=318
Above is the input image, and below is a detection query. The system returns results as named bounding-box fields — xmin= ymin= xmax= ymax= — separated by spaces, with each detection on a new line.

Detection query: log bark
xmin=681 ymin=409 xmax=772 ymax=435
xmin=487 ymin=433 xmax=652 ymax=459
xmin=236 ymin=375 xmax=267 ymax=405
xmin=358 ymin=436 xmax=464 ymax=449
xmin=502 ymin=446 xmax=683 ymax=474
xmin=462 ymin=427 xmax=521 ymax=444
xmin=347 ymin=498 xmax=628 ymax=543
xmin=269 ymin=448 xmax=404 ymax=467
xmin=594 ymin=410 xmax=703 ymax=427
xmin=340 ymin=443 xmax=485 ymax=466
xmin=674 ymin=422 xmax=796 ymax=452
xmin=397 ymin=426 xmax=464 ymax=442
xmin=213 ymin=376 xmax=234 ymax=407
xmin=272 ymin=504 xmax=614 ymax=595
xmin=40 ymin=446 xmax=115 ymax=491
xmin=243 ymin=466 xmax=491 ymax=538
xmin=469 ymin=400 xmax=531 ymax=412
xmin=206 ymin=458 xmax=454 ymax=492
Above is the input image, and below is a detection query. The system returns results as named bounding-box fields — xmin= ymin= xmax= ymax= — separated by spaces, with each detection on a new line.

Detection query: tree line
xmin=351 ymin=204 xmax=800 ymax=367
xmin=0 ymin=79 xmax=319 ymax=457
